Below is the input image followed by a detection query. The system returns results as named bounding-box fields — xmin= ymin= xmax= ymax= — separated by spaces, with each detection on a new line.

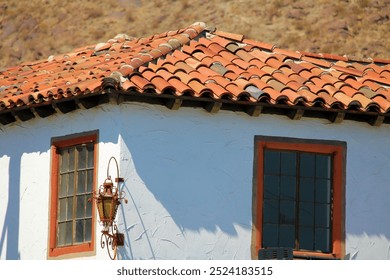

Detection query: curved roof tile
xmin=1 ymin=22 xmax=390 ymax=126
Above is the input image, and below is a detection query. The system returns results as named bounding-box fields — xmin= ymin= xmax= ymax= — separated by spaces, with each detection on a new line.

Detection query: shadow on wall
xmin=0 ymin=155 xmax=21 ymax=259
xmin=117 ymin=122 xmax=253 ymax=237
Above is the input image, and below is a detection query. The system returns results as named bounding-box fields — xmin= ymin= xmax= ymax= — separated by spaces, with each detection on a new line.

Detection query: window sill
xmin=293 ymin=251 xmax=339 ymax=260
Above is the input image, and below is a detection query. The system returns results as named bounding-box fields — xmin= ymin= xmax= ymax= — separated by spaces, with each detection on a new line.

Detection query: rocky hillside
xmin=0 ymin=0 xmax=389 ymax=68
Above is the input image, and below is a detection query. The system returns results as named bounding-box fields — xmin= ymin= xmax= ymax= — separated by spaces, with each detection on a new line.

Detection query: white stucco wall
xmin=1 ymin=101 xmax=390 ymax=259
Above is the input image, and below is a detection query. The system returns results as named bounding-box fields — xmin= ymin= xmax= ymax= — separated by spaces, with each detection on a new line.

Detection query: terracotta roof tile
xmin=1 ymin=21 xmax=390 ymax=126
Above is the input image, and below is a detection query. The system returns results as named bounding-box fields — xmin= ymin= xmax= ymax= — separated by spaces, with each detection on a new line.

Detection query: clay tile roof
xmin=1 ymin=21 xmax=390 ymax=126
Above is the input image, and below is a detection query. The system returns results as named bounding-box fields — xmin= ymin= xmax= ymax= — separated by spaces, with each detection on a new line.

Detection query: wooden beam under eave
xmin=288 ymin=108 xmax=304 ymax=120
xmin=329 ymin=111 xmax=345 ymax=123
xmin=369 ymin=114 xmax=384 ymax=127
xmin=246 ymin=105 xmax=263 ymax=117
xmin=205 ymin=101 xmax=222 ymax=114
xmin=166 ymin=98 xmax=182 ymax=110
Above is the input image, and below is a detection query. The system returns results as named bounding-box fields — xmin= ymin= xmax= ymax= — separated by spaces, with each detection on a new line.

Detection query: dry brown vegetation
xmin=0 ymin=0 xmax=389 ymax=68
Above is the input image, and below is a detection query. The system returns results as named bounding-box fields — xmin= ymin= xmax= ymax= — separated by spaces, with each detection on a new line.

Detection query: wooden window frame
xmin=252 ymin=136 xmax=346 ymax=259
xmin=48 ymin=131 xmax=98 ymax=258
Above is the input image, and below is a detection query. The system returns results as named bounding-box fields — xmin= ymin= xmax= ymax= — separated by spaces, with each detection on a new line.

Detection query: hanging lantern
xmin=91 ymin=157 xmax=127 ymax=260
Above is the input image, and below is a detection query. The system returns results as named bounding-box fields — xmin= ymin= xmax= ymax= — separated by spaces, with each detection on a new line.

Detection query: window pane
xmin=316 ymin=179 xmax=331 ymax=204
xmin=299 ymin=226 xmax=314 ymax=251
xmin=58 ymin=198 xmax=67 ymax=222
xmin=75 ymin=220 xmax=84 ymax=243
xmin=316 ymin=155 xmax=331 ymax=179
xmin=263 ymin=199 xmax=279 ymax=223
xmin=67 ymin=197 xmax=73 ymax=220
xmin=76 ymin=195 xmax=86 ymax=219
xmin=300 ymin=153 xmax=315 ymax=177
xmin=68 ymin=147 xmax=75 ymax=171
xmin=264 ymin=175 xmax=279 ymax=199
xmin=315 ymin=204 xmax=330 ymax=227
xmin=60 ymin=149 xmax=68 ymax=172
xmin=315 ymin=228 xmax=330 ymax=252
xmin=65 ymin=221 xmax=73 ymax=245
xmin=280 ymin=200 xmax=295 ymax=224
xmin=86 ymin=170 xmax=94 ymax=193
xmin=264 ymin=150 xmax=280 ymax=175
xmin=299 ymin=178 xmax=315 ymax=202
xmin=281 ymin=152 xmax=296 ymax=176
xmin=280 ymin=176 xmax=296 ymax=200
xmin=77 ymin=145 xmax=87 ymax=169
xmin=59 ymin=174 xmax=67 ymax=197
xmin=67 ymin=173 xmax=74 ymax=196
xmin=86 ymin=196 xmax=92 ymax=218
xmin=85 ymin=218 xmax=92 ymax=242
xmin=263 ymin=224 xmax=278 ymax=247
xmin=57 ymin=222 xmax=67 ymax=246
xmin=299 ymin=202 xmax=314 ymax=226
xmin=77 ymin=170 xmax=86 ymax=194
xmin=279 ymin=225 xmax=295 ymax=247
xmin=87 ymin=144 xmax=94 ymax=168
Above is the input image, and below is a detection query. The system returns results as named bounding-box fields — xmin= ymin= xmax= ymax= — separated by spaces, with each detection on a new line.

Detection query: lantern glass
xmin=97 ymin=196 xmax=120 ymax=225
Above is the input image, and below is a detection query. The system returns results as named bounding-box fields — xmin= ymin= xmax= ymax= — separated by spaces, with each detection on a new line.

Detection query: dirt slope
xmin=0 ymin=0 xmax=389 ymax=68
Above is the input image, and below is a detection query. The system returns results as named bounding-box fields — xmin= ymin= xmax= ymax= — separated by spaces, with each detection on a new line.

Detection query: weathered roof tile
xmin=1 ymin=22 xmax=390 ymax=126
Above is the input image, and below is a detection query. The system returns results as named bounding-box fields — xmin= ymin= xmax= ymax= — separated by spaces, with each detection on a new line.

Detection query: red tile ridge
xmin=273 ymin=48 xmax=302 ymax=60
xmin=214 ymin=30 xmax=244 ymax=42
xmin=373 ymin=57 xmax=390 ymax=64
xmin=242 ymin=39 xmax=274 ymax=51
xmin=301 ymin=56 xmax=332 ymax=68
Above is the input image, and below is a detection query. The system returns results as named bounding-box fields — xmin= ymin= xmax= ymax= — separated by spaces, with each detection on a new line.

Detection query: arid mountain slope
xmin=0 ymin=0 xmax=389 ymax=68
